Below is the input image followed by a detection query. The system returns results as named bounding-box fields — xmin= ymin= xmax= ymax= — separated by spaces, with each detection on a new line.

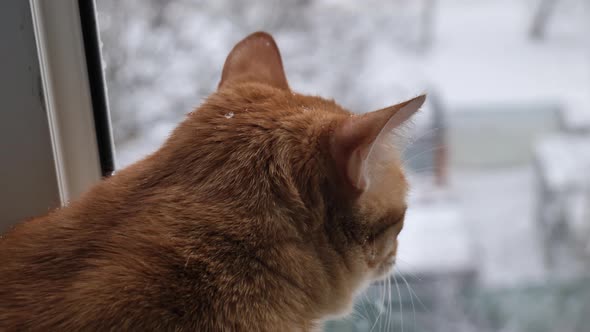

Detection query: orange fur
xmin=0 ymin=32 xmax=423 ymax=331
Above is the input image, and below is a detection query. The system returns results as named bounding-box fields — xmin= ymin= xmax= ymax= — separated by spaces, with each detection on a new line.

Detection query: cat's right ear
xmin=330 ymin=95 xmax=426 ymax=193
xmin=218 ymin=32 xmax=289 ymax=90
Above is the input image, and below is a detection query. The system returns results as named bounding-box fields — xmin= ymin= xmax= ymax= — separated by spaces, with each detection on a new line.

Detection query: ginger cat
xmin=0 ymin=32 xmax=424 ymax=331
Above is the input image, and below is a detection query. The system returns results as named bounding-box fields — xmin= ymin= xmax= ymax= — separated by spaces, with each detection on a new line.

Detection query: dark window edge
xmin=78 ymin=0 xmax=115 ymax=177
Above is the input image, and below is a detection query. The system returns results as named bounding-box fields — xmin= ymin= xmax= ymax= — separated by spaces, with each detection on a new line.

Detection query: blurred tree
xmin=530 ymin=0 xmax=558 ymax=40
xmin=419 ymin=0 xmax=436 ymax=52
xmin=96 ymin=0 xmax=426 ymax=164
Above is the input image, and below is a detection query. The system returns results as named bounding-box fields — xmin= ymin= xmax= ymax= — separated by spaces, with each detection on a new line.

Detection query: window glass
xmin=97 ymin=1 xmax=590 ymax=330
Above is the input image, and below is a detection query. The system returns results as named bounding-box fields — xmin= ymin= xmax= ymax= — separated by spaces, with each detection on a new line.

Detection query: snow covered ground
xmin=448 ymin=166 xmax=547 ymax=286
xmin=424 ymin=0 xmax=590 ymax=129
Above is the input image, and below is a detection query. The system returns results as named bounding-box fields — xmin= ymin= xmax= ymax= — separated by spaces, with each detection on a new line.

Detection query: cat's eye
xmin=372 ymin=210 xmax=405 ymax=238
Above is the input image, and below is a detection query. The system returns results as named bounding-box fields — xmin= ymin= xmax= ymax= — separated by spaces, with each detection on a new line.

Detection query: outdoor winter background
xmin=96 ymin=0 xmax=590 ymax=331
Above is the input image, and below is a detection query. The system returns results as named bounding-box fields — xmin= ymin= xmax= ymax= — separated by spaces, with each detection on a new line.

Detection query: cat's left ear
xmin=330 ymin=95 xmax=426 ymax=192
xmin=218 ymin=32 xmax=289 ymax=90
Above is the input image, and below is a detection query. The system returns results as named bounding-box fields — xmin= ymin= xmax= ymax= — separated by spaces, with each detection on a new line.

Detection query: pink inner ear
xmin=331 ymin=95 xmax=426 ymax=192
xmin=347 ymin=146 xmax=369 ymax=190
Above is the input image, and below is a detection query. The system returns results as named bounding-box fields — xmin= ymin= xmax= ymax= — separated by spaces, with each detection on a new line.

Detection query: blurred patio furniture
xmin=533 ymin=134 xmax=590 ymax=269
xmin=448 ymin=102 xmax=562 ymax=168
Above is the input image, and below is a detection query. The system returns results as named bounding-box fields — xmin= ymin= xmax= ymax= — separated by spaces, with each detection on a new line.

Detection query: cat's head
xmin=173 ymin=32 xmax=423 ymax=316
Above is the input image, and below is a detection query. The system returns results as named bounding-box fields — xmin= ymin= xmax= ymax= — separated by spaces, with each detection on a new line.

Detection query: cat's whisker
xmin=395 ymin=259 xmax=425 ymax=283
xmin=348 ymin=307 xmax=366 ymax=323
xmin=380 ymin=277 xmax=387 ymax=327
xmin=351 ymin=297 xmax=363 ymax=322
xmin=387 ymin=276 xmax=393 ymax=332
xmin=394 ymin=264 xmax=429 ymax=313
xmin=406 ymin=166 xmax=443 ymax=174
xmin=394 ymin=274 xmax=404 ymax=332
xmin=348 ymin=300 xmax=361 ymax=321
xmin=398 ymin=126 xmax=441 ymax=156
xmin=352 ymin=292 xmax=370 ymax=322
xmin=362 ymin=290 xmax=373 ymax=322
xmin=384 ymin=277 xmax=389 ymax=332
xmin=369 ymin=278 xmax=386 ymax=332
xmin=396 ymin=268 xmax=416 ymax=331
xmin=402 ymin=145 xmax=445 ymax=167
xmin=390 ymin=277 xmax=395 ymax=332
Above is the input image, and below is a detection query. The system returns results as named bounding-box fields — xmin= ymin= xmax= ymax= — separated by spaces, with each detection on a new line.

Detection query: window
xmin=96 ymin=0 xmax=589 ymax=330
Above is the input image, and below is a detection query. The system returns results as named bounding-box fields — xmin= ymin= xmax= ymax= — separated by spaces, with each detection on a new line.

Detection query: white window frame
xmin=30 ymin=0 xmax=113 ymax=204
